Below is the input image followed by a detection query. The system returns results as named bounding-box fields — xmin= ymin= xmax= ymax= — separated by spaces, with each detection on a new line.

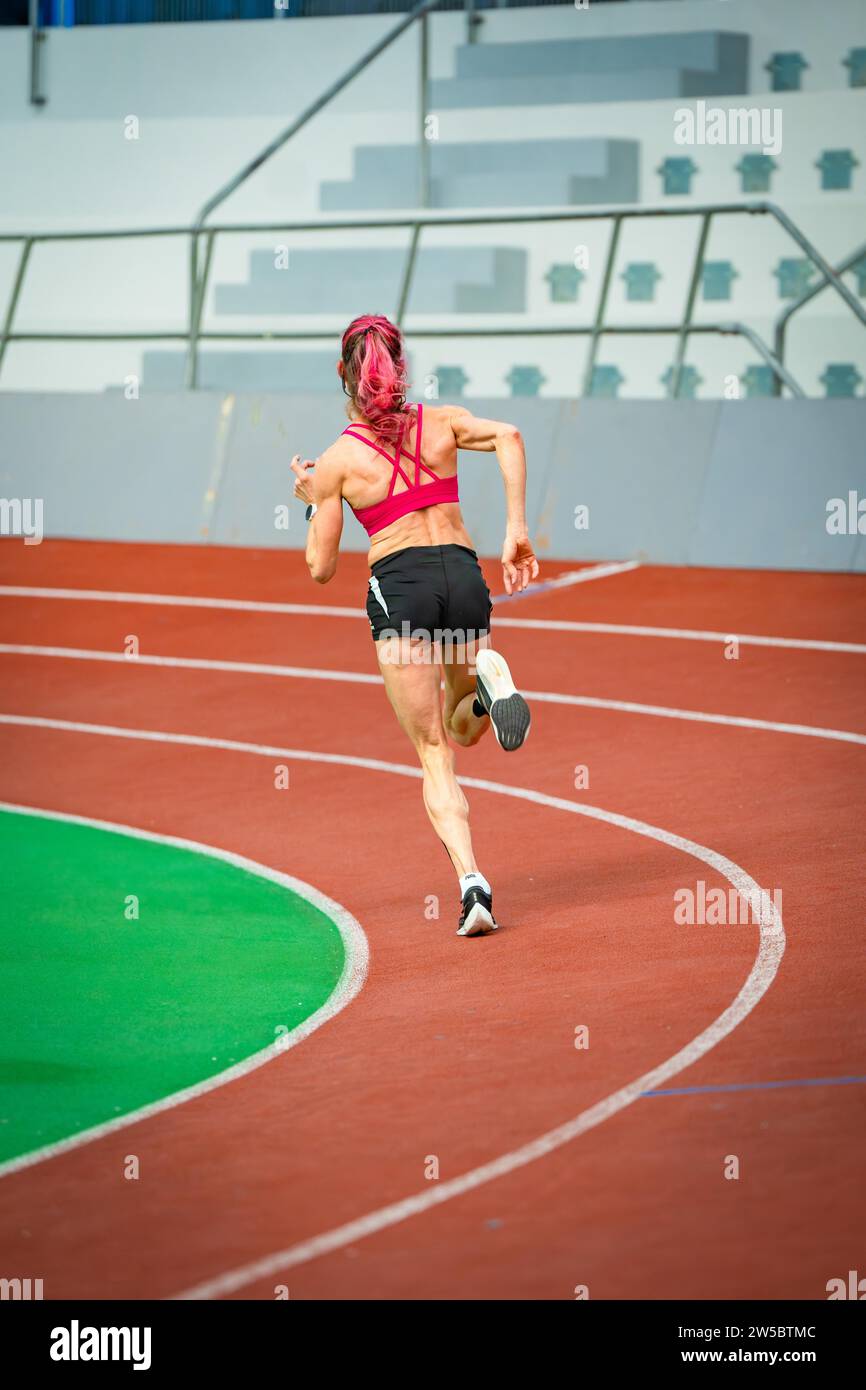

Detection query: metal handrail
xmin=772 ymin=240 xmax=866 ymax=395
xmin=28 ymin=0 xmax=47 ymax=108
xmin=1 ymin=323 xmax=802 ymax=396
xmin=669 ymin=210 xmax=712 ymax=399
xmin=0 ymin=201 xmax=861 ymax=397
xmin=185 ymin=0 xmax=440 ymax=386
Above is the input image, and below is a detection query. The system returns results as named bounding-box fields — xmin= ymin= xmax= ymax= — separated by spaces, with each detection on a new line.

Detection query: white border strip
xmin=496 ymin=619 xmax=866 ymax=655
xmin=0 ymin=585 xmax=363 ymax=619
xmin=1 ymin=582 xmax=861 ymax=653
xmin=2 ymin=646 xmax=863 ymax=745
xmin=0 ymin=715 xmax=785 ymax=1301
xmin=525 ymin=690 xmax=866 ymax=747
xmin=520 ymin=559 xmax=642 ymax=591
xmin=0 ymin=644 xmax=383 ymax=685
xmin=0 ymin=801 xmax=369 ymax=1181
xmin=0 ymin=560 xmax=636 ymax=616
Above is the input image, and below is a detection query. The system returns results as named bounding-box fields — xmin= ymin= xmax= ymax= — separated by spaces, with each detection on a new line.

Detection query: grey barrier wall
xmin=1 ymin=392 xmax=864 ymax=571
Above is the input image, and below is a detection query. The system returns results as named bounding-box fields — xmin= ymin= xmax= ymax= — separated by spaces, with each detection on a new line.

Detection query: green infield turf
xmin=0 ymin=808 xmax=346 ymax=1167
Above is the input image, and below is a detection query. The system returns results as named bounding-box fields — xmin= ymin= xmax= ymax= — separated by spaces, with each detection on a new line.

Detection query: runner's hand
xmin=291 ymin=455 xmax=316 ymax=505
xmin=501 ymin=534 xmax=539 ymax=595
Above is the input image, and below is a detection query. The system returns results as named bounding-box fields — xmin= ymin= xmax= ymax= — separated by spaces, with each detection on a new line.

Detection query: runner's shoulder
xmin=317 ymin=439 xmax=350 ymax=485
xmin=421 ymin=402 xmax=469 ymax=434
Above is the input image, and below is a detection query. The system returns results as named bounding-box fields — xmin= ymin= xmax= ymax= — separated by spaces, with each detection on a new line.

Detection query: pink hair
xmin=341 ymin=314 xmax=415 ymax=444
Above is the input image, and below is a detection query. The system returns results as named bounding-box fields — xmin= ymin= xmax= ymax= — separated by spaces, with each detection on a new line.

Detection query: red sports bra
xmin=343 ymin=403 xmax=459 ymax=539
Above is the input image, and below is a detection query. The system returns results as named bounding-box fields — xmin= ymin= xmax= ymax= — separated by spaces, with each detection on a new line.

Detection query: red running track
xmin=0 ymin=538 xmax=864 ymax=1300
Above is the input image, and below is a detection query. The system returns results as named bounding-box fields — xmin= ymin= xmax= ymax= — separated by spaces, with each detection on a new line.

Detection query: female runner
xmin=291 ymin=313 xmax=538 ymax=937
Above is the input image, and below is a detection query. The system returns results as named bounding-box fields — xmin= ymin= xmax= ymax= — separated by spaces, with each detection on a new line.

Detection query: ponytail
xmin=341 ymin=314 xmax=414 ymax=444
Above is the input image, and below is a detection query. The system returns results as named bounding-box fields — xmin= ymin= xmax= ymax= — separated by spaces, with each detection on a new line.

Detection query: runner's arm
xmin=449 ymin=406 xmax=539 ymax=595
xmin=291 ymin=450 xmax=344 ymax=584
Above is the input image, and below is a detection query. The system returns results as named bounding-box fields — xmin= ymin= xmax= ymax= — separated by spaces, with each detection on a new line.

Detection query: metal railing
xmin=2 ymin=200 xmax=865 ymax=398
xmin=185 ymin=0 xmax=439 ymax=384
xmin=772 ymin=241 xmax=866 ymax=395
xmin=28 ymin=0 xmax=47 ymax=107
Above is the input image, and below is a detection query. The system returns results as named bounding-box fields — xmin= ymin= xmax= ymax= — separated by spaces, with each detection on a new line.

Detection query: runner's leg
xmin=376 ymin=637 xmax=479 ymax=878
xmin=443 ymin=635 xmax=491 ymax=748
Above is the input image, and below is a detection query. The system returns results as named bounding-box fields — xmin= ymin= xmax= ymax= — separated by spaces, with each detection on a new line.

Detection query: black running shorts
xmin=365 ymin=544 xmax=492 ymax=645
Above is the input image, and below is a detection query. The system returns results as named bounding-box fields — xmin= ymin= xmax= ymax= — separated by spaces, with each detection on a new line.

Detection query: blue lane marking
xmin=642 ymin=1075 xmax=866 ymax=1098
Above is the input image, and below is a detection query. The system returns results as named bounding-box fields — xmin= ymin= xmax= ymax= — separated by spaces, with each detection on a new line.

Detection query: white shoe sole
xmin=475 ymin=649 xmax=531 ymax=752
xmin=457 ymin=902 xmax=499 ymax=937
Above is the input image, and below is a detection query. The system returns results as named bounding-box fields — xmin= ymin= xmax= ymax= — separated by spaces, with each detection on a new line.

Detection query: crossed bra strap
xmin=342 ymin=403 xmax=439 ymax=496
xmin=342 ymin=403 xmax=460 ymax=539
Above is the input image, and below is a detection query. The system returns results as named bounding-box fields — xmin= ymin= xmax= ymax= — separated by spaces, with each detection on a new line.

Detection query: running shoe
xmin=474 ymin=649 xmax=531 ymax=752
xmin=457 ymin=884 xmax=498 ymax=937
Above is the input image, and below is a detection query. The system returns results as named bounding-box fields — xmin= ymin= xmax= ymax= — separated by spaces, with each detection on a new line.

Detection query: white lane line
xmin=496 ymin=619 xmax=866 ymax=655
xmin=2 ymin=644 xmax=863 ymax=745
xmin=0 ymin=561 xmax=637 ymax=615
xmin=0 ymin=712 xmax=784 ymax=1298
xmin=0 ymin=643 xmax=383 ymax=686
xmin=0 ymin=801 xmax=369 ymax=1182
xmin=1 ymin=581 xmax=861 ymax=654
xmin=525 ymin=690 xmax=866 ymax=747
xmin=505 ymin=559 xmax=642 ymax=594
xmin=0 ymin=585 xmax=363 ymax=619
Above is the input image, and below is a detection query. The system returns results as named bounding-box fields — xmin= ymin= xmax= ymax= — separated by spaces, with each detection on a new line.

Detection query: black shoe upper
xmin=458 ymin=885 xmax=493 ymax=928
xmin=475 ymin=673 xmax=493 ymax=717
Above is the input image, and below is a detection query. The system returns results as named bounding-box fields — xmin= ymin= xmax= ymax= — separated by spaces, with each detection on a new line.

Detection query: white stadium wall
xmin=2 ymin=392 xmax=864 ymax=570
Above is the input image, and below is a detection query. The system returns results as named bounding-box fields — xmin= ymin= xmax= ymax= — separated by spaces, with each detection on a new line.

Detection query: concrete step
xmin=431 ymin=66 xmax=744 ymax=109
xmin=321 ymin=138 xmax=639 ymax=210
xmin=214 ymin=245 xmax=527 ymax=314
xmin=454 ymin=31 xmax=748 ymax=81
